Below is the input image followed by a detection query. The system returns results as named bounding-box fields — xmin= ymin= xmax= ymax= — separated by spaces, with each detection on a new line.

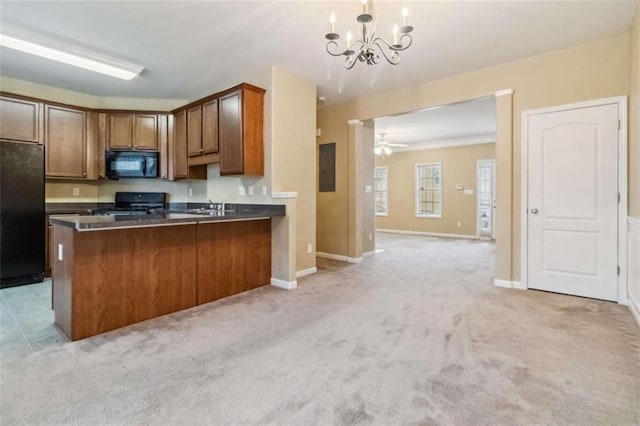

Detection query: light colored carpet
xmin=1 ymin=233 xmax=638 ymax=425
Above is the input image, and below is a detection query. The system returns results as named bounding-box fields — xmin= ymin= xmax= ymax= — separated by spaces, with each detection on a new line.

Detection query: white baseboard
xmin=363 ymin=250 xmax=376 ymax=257
xmin=316 ymin=252 xmax=363 ymax=264
xmin=296 ymin=267 xmax=317 ymax=278
xmin=270 ymin=277 xmax=297 ymax=290
xmin=494 ymin=279 xmax=525 ymax=290
xmin=628 ymin=293 xmax=640 ymax=329
xmin=376 ymin=228 xmax=479 ymax=240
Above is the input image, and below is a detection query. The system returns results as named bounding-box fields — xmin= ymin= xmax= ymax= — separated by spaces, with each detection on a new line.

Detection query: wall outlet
xmin=248 ymin=186 xmax=254 ymax=196
xmin=188 ymin=187 xmax=193 ymax=197
xmin=307 ymin=243 xmax=313 ymax=254
xmin=262 ymin=186 xmax=268 ymax=196
xmin=72 ymin=187 xmax=80 ymax=197
xmin=457 ymin=221 xmax=462 ymax=228
xmin=369 ymin=233 xmax=373 ymax=241
xmin=239 ymin=186 xmax=246 ymax=196
xmin=57 ymin=244 xmax=63 ymax=261
xmin=365 ymin=185 xmax=372 ymax=193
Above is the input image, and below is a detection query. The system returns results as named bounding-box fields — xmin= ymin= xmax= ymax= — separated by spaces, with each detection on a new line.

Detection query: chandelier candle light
xmin=325 ymin=0 xmax=413 ymax=69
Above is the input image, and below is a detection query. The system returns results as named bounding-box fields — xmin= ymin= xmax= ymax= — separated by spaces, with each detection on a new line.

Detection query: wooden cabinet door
xmin=133 ymin=114 xmax=158 ymax=150
xmin=187 ymin=105 xmax=202 ymax=157
xmin=202 ymin=98 xmax=219 ymax=154
xmin=45 ymin=104 xmax=87 ymax=178
xmin=0 ymin=96 xmax=41 ymax=143
xmin=158 ymin=115 xmax=169 ymax=179
xmin=219 ymin=90 xmax=243 ymax=175
xmin=107 ymin=113 xmax=133 ymax=150
xmin=172 ymin=111 xmax=188 ymax=179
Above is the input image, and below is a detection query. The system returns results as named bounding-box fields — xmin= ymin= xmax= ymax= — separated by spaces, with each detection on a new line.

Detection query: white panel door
xmin=527 ymin=104 xmax=619 ymax=301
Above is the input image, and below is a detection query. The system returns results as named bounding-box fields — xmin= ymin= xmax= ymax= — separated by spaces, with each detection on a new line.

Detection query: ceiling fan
xmin=374 ymin=133 xmax=407 ymax=156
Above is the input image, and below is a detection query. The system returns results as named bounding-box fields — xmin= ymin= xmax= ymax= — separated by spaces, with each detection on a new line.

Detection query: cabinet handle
xmin=83 ymin=172 xmax=87 ymax=177
xmin=134 ymin=145 xmax=138 ymax=148
xmin=199 ymin=148 xmax=204 ymax=152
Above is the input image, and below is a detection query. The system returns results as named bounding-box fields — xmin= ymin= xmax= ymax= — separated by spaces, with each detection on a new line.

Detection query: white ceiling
xmin=374 ymin=96 xmax=496 ymax=148
xmin=0 ymin=1 xmax=636 ymax=105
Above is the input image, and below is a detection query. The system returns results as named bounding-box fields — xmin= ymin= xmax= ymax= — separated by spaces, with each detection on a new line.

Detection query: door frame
xmin=476 ymin=158 xmax=496 ymax=240
xmin=520 ymin=96 xmax=628 ymax=304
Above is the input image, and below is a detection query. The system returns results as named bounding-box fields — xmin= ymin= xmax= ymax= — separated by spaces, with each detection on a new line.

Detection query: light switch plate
xmin=57 ymin=244 xmax=63 ymax=261
xmin=456 ymin=184 xmax=464 ymax=191
xmin=262 ymin=186 xmax=268 ymax=196
xmin=307 ymin=243 xmax=312 ymax=254
xmin=188 ymin=187 xmax=193 ymax=197
xmin=239 ymin=186 xmax=246 ymax=196
xmin=248 ymin=186 xmax=254 ymax=196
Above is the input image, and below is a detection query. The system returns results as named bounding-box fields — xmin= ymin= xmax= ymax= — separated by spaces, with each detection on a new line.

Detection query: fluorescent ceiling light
xmin=0 ymin=34 xmax=144 ymax=80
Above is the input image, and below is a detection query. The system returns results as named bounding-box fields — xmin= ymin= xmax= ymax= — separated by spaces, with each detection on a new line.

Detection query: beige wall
xmin=375 ymin=143 xmax=495 ymax=236
xmin=317 ymin=32 xmax=630 ymax=282
xmin=270 ymin=67 xmax=317 ymax=272
xmin=630 ymin=3 xmax=640 ymax=219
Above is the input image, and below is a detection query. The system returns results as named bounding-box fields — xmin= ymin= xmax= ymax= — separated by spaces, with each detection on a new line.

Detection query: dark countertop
xmin=46 ymin=203 xmax=111 ymax=215
xmin=49 ymin=205 xmax=285 ymax=231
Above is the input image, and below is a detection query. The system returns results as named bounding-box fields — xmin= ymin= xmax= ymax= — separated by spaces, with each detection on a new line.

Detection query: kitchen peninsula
xmin=50 ymin=205 xmax=284 ymax=340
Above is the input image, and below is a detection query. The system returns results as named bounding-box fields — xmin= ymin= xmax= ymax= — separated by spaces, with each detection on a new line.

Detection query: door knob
xmin=530 ymin=208 xmax=538 ymax=214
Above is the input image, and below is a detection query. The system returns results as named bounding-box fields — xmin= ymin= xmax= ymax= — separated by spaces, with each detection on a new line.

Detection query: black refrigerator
xmin=0 ymin=139 xmax=45 ymax=288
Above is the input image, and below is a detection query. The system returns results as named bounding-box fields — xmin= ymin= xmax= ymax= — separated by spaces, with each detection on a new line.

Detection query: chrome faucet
xmin=208 ymin=199 xmax=215 ymax=210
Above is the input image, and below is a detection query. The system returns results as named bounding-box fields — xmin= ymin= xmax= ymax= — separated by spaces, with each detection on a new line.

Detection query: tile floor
xmin=0 ymin=279 xmax=67 ymax=363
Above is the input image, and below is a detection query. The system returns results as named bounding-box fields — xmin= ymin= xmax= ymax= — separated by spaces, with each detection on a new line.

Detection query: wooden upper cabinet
xmin=107 ymin=113 xmax=158 ymax=151
xmin=158 ymin=115 xmax=169 ymax=180
xmin=107 ymin=113 xmax=133 ymax=150
xmin=133 ymin=114 xmax=158 ymax=150
xmin=45 ymin=104 xmax=87 ymax=178
xmin=172 ymin=110 xmax=188 ymax=179
xmin=219 ymin=84 xmax=264 ymax=176
xmin=202 ymin=98 xmax=219 ymax=154
xmin=187 ymin=105 xmax=202 ymax=157
xmin=0 ymin=96 xmax=42 ymax=143
xmin=219 ymin=91 xmax=243 ymax=175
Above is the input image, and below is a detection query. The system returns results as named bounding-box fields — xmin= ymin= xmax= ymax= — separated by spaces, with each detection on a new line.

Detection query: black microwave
xmin=106 ymin=151 xmax=158 ymax=179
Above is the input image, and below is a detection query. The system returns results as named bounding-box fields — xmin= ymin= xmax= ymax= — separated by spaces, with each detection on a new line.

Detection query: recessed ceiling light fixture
xmin=0 ymin=34 xmax=144 ymax=80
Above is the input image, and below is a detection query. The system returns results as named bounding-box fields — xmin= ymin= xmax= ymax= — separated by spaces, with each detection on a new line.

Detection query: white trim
xmin=393 ymin=134 xmax=495 ymax=153
xmin=347 ymin=119 xmax=363 ymax=125
xmin=520 ymin=96 xmax=628 ymax=303
xmin=415 ymin=162 xmax=442 ymax=218
xmin=628 ymin=292 xmax=640 ymax=329
xmin=494 ymin=89 xmax=514 ymax=97
xmin=376 ymin=228 xmax=478 ymax=240
xmin=316 ymin=251 xmax=363 ymax=263
xmin=271 ymin=192 xmax=297 ymax=199
xmin=629 ymin=217 xmax=640 ymax=227
xmin=270 ymin=277 xmax=297 ymax=290
xmin=363 ymin=250 xmax=376 ymax=257
xmin=295 ymin=267 xmax=317 ymax=278
xmin=494 ymin=279 xmax=525 ymax=289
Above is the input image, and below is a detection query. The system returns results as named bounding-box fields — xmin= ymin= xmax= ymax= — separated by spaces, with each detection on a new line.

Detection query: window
xmin=415 ymin=163 xmax=442 ymax=218
xmin=374 ymin=166 xmax=388 ymax=216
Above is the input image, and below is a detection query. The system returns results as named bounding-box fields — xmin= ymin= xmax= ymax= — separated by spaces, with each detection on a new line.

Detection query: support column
xmin=494 ymin=89 xmax=514 ymax=285
xmin=347 ymin=119 xmax=364 ymax=263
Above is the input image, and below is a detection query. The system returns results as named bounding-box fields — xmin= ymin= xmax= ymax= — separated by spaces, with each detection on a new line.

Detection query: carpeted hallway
xmin=1 ymin=233 xmax=638 ymax=425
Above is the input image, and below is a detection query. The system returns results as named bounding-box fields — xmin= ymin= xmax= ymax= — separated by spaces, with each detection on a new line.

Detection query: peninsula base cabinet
xmin=196 ymin=220 xmax=271 ymax=304
xmin=52 ymin=219 xmax=272 ymax=340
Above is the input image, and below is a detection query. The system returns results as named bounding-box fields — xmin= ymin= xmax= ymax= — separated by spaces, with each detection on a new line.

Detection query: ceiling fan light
xmin=374 ymin=147 xmax=382 ymax=156
xmin=384 ymin=146 xmax=392 ymax=155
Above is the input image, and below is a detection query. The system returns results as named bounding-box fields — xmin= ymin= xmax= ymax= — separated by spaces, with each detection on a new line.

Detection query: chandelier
xmin=325 ymin=0 xmax=413 ymax=69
